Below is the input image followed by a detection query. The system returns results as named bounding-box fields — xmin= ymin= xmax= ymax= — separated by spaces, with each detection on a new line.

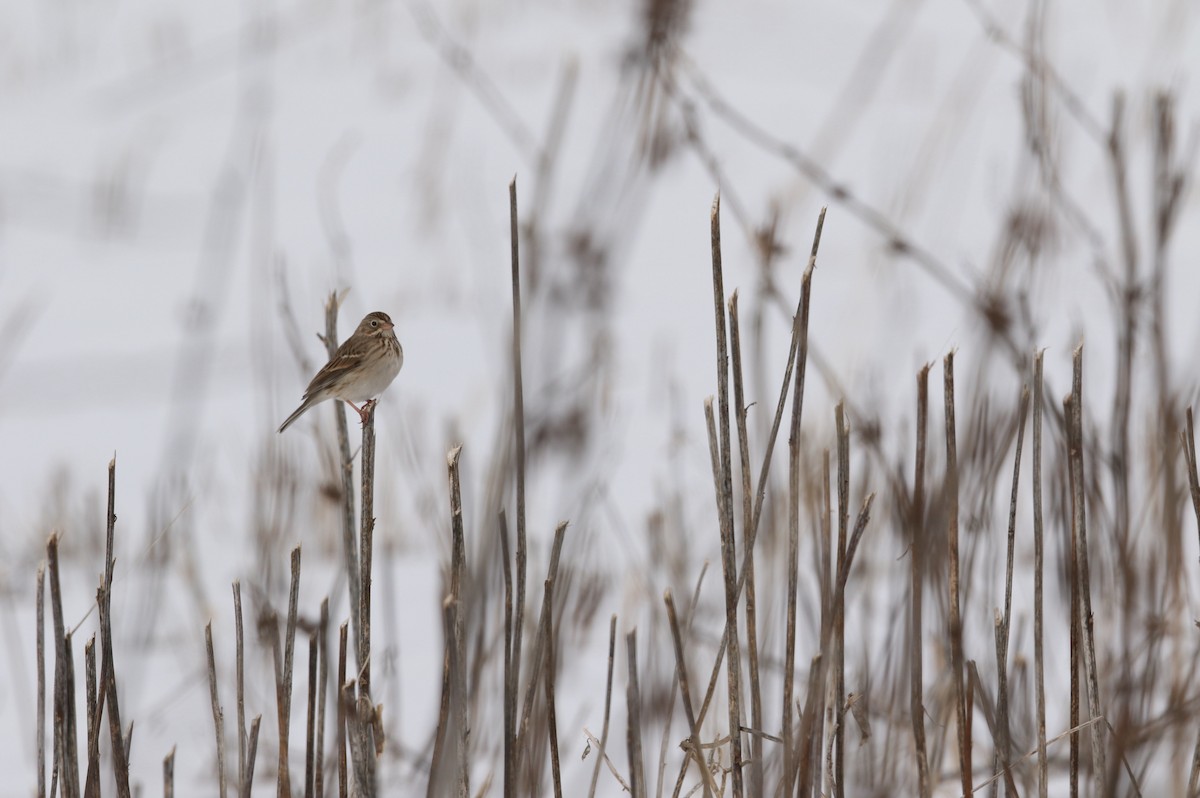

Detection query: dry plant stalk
xmin=37 ymin=563 xmax=46 ymax=798
xmin=205 ymin=621 xmax=228 ymax=798
xmin=233 ymin=582 xmax=248 ymax=798
xmin=542 ymin=574 xmax=563 ymax=798
xmin=993 ymin=385 xmax=1030 ymax=797
xmin=1032 ymin=352 xmax=1048 ymax=798
xmin=625 ymin=629 xmax=646 ymax=798
xmin=244 ymin=715 xmax=262 ymax=798
xmin=944 ymin=353 xmax=972 ymax=797
xmin=833 ymin=402 xmax=849 ymax=798
xmin=910 ymin=364 xmax=931 ymax=798
xmin=664 ymin=590 xmax=714 ymax=798
xmin=337 ymin=623 xmax=348 ymax=798
xmin=499 ymin=510 xmax=517 ymax=796
xmin=447 ymin=444 xmax=470 ymax=798
xmin=507 ymin=176 xmax=530 ymax=798
xmin=1069 ymin=345 xmax=1107 ymax=793
xmin=359 ymin=405 xmax=377 ymax=700
xmin=325 ymin=294 xmax=363 ymax=672
xmin=707 ymin=193 xmax=744 ymax=796
xmin=728 ymin=291 xmax=764 ymax=797
xmin=164 ymin=746 xmax=176 ymax=798
xmin=305 ymin=632 xmax=318 ymax=798
xmin=586 ymin=614 xmax=618 ymax=798
xmin=316 ymin=598 xmax=330 ymax=798
xmin=85 ymin=636 xmax=97 ymax=789
xmin=272 ymin=546 xmax=303 ymax=798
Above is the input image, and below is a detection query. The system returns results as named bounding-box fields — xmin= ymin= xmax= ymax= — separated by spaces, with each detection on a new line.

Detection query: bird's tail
xmin=278 ymin=397 xmax=316 ymax=433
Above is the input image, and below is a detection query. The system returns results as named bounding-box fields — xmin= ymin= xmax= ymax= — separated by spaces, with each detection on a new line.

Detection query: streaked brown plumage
xmin=278 ymin=311 xmax=403 ymax=433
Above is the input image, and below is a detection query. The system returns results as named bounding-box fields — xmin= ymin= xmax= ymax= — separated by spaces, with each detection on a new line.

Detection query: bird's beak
xmin=382 ymin=321 xmax=395 ymax=330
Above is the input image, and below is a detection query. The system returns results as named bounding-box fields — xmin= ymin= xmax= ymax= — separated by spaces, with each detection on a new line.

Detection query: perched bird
xmin=278 ymin=311 xmax=403 ymax=433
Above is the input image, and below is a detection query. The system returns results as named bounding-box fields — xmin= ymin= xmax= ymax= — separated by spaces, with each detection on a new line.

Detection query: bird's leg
xmin=343 ymin=399 xmax=377 ymax=426
xmin=342 ymin=399 xmax=369 ymax=425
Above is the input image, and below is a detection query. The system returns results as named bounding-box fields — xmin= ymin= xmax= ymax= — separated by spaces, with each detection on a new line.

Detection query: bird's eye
xmin=371 ymin=320 xmax=378 ymax=327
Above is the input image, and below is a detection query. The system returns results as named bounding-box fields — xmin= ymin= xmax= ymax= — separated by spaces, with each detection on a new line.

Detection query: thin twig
xmin=164 ymin=746 xmax=175 ymax=798
xmin=945 ymin=353 xmax=971 ymax=797
xmin=447 ymin=445 xmax=470 ymax=798
xmin=994 ymin=385 xmax=1029 ymax=797
xmin=48 ymin=535 xmax=80 ymax=798
xmin=206 ymin=622 xmax=227 ymax=798
xmin=499 ymin=510 xmax=517 ymax=798
xmin=707 ymin=193 xmax=744 ymax=798
xmin=728 ymin=291 xmax=763 ymax=797
xmin=1033 ymin=352 xmax=1048 ymax=798
xmin=276 ymin=547 xmax=303 ymax=798
xmin=543 ymin=576 xmax=563 ymax=798
xmin=587 ymin=615 xmax=618 ymax=798
xmin=1070 ymin=344 xmax=1107 ymax=793
xmin=245 ymin=716 xmax=262 ymax=798
xmin=626 ymin=630 xmax=646 ymax=798
xmin=84 ymin=636 xmax=98 ymax=782
xmin=359 ymin=404 xmax=377 ymax=702
xmin=337 ymin=623 xmax=348 ymax=798
xmin=910 ymin=365 xmax=932 ymax=798
xmin=37 ymin=564 xmax=45 ymax=796
xmin=305 ymin=632 xmax=318 ymax=798
xmin=508 ymin=177 xmax=529 ymax=790
xmin=325 ymin=295 xmax=362 ymax=673
xmin=316 ymin=598 xmax=329 ymax=798
xmin=664 ymin=591 xmax=715 ymax=798
xmin=516 ymin=522 xmax=570 ymax=761
xmin=584 ymin=726 xmax=631 ymax=793
xmin=233 ymin=582 xmax=247 ymax=798
xmin=833 ymin=403 xmax=849 ymax=798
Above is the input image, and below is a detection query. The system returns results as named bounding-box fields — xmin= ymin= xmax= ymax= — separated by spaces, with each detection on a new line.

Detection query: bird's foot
xmin=356 ymin=399 xmax=377 ymax=426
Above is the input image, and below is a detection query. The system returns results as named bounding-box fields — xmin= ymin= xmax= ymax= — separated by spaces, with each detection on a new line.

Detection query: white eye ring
xmin=371 ymin=320 xmax=378 ymax=327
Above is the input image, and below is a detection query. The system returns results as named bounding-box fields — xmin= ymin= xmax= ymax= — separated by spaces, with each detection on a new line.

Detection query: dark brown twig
xmin=1033 ymin=352 xmax=1048 ymax=798
xmin=48 ymin=535 xmax=79 ymax=798
xmin=910 ymin=365 xmax=932 ymax=798
xmin=1070 ymin=345 xmax=1107 ymax=793
xmin=37 ymin=562 xmax=46 ymax=798
xmin=359 ymin=404 xmax=377 ymax=701
xmin=206 ymin=622 xmax=227 ymax=798
xmin=337 ymin=623 xmax=348 ymax=798
xmin=305 ymin=632 xmax=318 ymax=798
xmin=542 ymin=576 xmax=563 ymax=798
xmin=728 ymin=291 xmax=763 ymax=797
xmin=499 ymin=510 xmax=517 ymax=798
xmin=626 ymin=630 xmax=646 ymax=798
xmin=276 ymin=547 xmax=303 ymax=798
xmin=325 ymin=295 xmax=362 ymax=673
xmin=708 ymin=193 xmax=743 ymax=797
xmin=587 ymin=615 xmax=618 ymax=798
xmin=944 ymin=353 xmax=971 ymax=797
xmin=244 ymin=716 xmax=262 ymax=798
xmin=833 ymin=403 xmax=849 ymax=798
xmin=233 ymin=582 xmax=247 ymax=798
xmin=447 ymin=445 xmax=470 ymax=798
xmin=315 ymin=598 xmax=329 ymax=798
xmin=664 ymin=591 xmax=714 ymax=798
xmin=84 ymin=636 xmax=98 ymax=783
xmin=100 ymin=458 xmax=131 ymax=798
xmin=507 ymin=177 xmax=529 ymax=792
xmin=994 ymin=385 xmax=1029 ymax=797
xmin=164 ymin=747 xmax=175 ymax=798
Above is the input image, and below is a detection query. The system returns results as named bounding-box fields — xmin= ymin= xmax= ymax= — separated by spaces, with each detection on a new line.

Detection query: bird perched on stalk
xmin=278 ymin=311 xmax=403 ymax=433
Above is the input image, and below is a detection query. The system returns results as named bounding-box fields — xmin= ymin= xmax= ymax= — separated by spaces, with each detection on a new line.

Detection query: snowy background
xmin=2 ymin=0 xmax=1200 ymax=794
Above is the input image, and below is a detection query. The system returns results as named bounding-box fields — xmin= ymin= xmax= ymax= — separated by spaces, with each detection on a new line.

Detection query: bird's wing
xmin=302 ymin=346 xmax=365 ymax=399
